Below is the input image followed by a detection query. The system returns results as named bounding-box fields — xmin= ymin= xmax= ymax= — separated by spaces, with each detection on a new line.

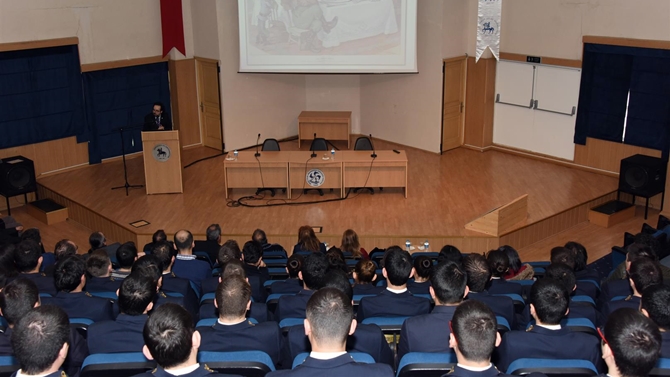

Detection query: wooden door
xmin=196 ymin=59 xmax=223 ymax=150
xmin=441 ymin=57 xmax=467 ymax=152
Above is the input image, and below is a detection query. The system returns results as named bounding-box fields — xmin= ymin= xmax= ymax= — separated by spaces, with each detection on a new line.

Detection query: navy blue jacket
xmin=407 ymin=280 xmax=431 ymax=295
xmin=275 ymin=289 xmax=315 ymax=321
xmin=466 ymin=292 xmax=516 ymax=330
xmin=161 ymin=272 xmax=199 ymax=316
xmin=173 ymin=257 xmax=211 ymax=290
xmin=85 ymin=276 xmax=122 ymax=293
xmin=567 ymin=301 xmax=599 ymax=327
xmin=599 ymin=279 xmax=631 ymax=304
xmin=202 ymin=277 xmax=220 ymax=295
xmin=198 ymin=320 xmax=285 ymax=369
xmin=266 ymin=354 xmax=394 ymax=377
xmin=488 ymin=279 xmax=524 ymax=297
xmin=199 ymin=302 xmax=269 ymax=323
xmin=12 ymin=272 xmax=57 ymax=296
xmin=661 ymin=330 xmax=670 ymax=359
xmin=353 ymin=284 xmax=384 ymax=296
xmin=270 ymin=279 xmax=303 ymax=295
xmin=495 ymin=325 xmax=601 ymax=373
xmin=42 ymin=291 xmax=114 ymax=322
xmin=87 ymin=314 xmax=147 ymax=354
xmin=193 ymin=240 xmax=220 ymax=266
xmin=357 ymin=289 xmax=431 ymax=322
xmin=398 ymin=305 xmax=458 ymax=361
xmin=601 ymin=295 xmax=641 ymax=320
xmin=286 ymin=323 xmax=393 ymax=366
xmin=243 ymin=266 xmax=269 ymax=303
xmin=132 ymin=364 xmax=237 ymax=377
xmin=445 ymin=365 xmax=515 ymax=377
xmin=575 ymin=281 xmax=598 ymax=301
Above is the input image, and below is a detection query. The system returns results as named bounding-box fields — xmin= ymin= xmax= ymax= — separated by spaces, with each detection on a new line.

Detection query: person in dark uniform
xmin=267 ymin=288 xmax=394 ymax=377
xmin=202 ymin=240 xmax=242 ymax=295
xmin=143 ymin=102 xmax=172 ymax=132
xmin=550 ymin=247 xmax=598 ymax=300
xmin=407 ymin=255 xmax=432 ymax=295
xmin=44 ymin=239 xmax=78 ymax=277
xmin=600 ymin=244 xmax=655 ymax=305
xmin=286 ymin=270 xmax=394 ymax=366
xmin=198 ymin=276 xmax=285 ymax=368
xmin=270 ymin=254 xmax=304 ymax=295
xmin=253 ymin=229 xmax=287 ymax=255
xmin=275 ymin=252 xmax=329 ymax=321
xmin=150 ymin=241 xmax=199 ymax=311
xmin=357 ymin=247 xmax=431 ymax=322
xmin=641 ymin=284 xmax=670 ymax=358
xmin=495 ymin=279 xmax=601 ymax=373
xmin=600 ymin=308 xmax=661 ymax=377
xmin=352 ymin=259 xmax=383 ymax=296
xmin=486 ymin=248 xmax=523 ymax=297
xmin=543 ymin=263 xmax=600 ymax=326
xmin=0 ymin=278 xmax=87 ymax=377
xmin=399 ymin=261 xmax=467 ymax=360
xmin=242 ymin=241 xmax=269 ymax=303
xmin=137 ymin=303 xmax=232 ymax=377
xmin=193 ymin=224 xmax=222 ymax=267
xmin=11 ymin=239 xmax=57 ymax=296
xmin=10 ymin=305 xmax=71 ymax=377
xmin=85 ymin=251 xmax=122 ymax=293
xmin=42 ymin=256 xmax=114 ymax=322
xmin=87 ymin=273 xmax=157 ymax=354
xmin=172 ymin=230 xmax=211 ymax=291
xmin=601 ymin=257 xmax=663 ymax=320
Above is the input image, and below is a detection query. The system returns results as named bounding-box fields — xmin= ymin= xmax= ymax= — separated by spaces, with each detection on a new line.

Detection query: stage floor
xmin=36 ymin=138 xmax=619 ymax=251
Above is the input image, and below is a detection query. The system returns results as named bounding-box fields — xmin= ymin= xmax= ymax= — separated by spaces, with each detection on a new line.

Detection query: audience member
xmin=87 ymin=272 xmax=157 ymax=354
xmin=202 ymin=240 xmax=243 ymax=295
xmin=564 ymin=241 xmax=600 ymax=281
xmin=398 ymin=261 xmax=468 ymax=360
xmin=88 ymin=231 xmax=107 ymax=254
xmin=352 ymin=259 xmax=382 ymax=296
xmin=275 ymin=252 xmax=330 ymax=321
xmin=463 ymin=254 xmax=517 ymax=329
xmin=253 ymin=228 xmax=287 ymax=254
xmin=499 ymin=245 xmax=534 ymax=280
xmin=600 ymin=244 xmax=655 ymax=303
xmin=142 ymin=229 xmax=169 ymax=254
xmin=544 ymin=263 xmax=599 ymax=326
xmin=172 ymin=230 xmax=211 ymax=290
xmin=193 ymin=224 xmax=222 ymax=265
xmin=242 ymin=240 xmax=270 ymax=301
xmin=602 ymin=257 xmax=663 ymax=319
xmin=293 ymin=226 xmax=326 ymax=254
xmin=325 ymin=247 xmax=349 ymax=276
xmin=607 ymin=233 xmax=668 ymax=283
xmin=407 ymin=255 xmax=432 ymax=295
xmin=486 ymin=248 xmax=523 ymax=297
xmin=267 ymin=288 xmax=394 ymax=377
xmin=11 ymin=239 xmax=57 ymax=295
xmin=85 ymin=250 xmax=122 ymax=292
xmin=270 ymin=253 xmax=304 ymax=294
xmin=151 ymin=240 xmax=199 ymax=303
xmin=640 ymin=284 xmax=670 ymax=358
xmin=45 ymin=239 xmax=78 ymax=276
xmin=340 ymin=229 xmax=369 ymax=259
xmin=437 ymin=245 xmax=463 ymax=267
xmin=601 ymin=308 xmax=662 ymax=377
xmin=112 ymin=241 xmax=138 ymax=279
xmin=20 ymin=228 xmax=47 ymax=256
xmin=0 ymin=243 xmax=17 ymax=283
xmin=549 ymin=246 xmax=597 ymax=299
xmin=357 ymin=247 xmax=431 ymax=322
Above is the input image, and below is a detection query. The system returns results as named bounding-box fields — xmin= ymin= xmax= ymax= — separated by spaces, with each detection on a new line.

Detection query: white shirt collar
xmin=309 ymin=351 xmax=347 ymax=360
xmin=386 ymin=287 xmax=408 ymax=294
xmin=164 ymin=363 xmax=200 ymax=375
xmin=217 ymin=318 xmax=246 ymax=326
xmin=16 ymin=370 xmax=55 ymax=377
xmin=176 ymin=254 xmax=196 ymax=260
xmin=457 ymin=363 xmax=494 ymax=371
xmin=536 ymin=323 xmax=562 ymax=330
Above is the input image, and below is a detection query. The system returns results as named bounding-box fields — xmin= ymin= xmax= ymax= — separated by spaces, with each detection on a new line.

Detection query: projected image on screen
xmin=238 ymin=0 xmax=417 ymax=73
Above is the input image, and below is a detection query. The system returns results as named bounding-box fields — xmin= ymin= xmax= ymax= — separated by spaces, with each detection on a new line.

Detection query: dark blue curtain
xmin=83 ymin=63 xmax=171 ymax=164
xmin=0 ymin=45 xmax=86 ymax=148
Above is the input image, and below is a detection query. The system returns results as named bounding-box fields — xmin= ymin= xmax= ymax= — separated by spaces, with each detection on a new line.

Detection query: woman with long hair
xmin=339 ymin=229 xmax=369 ymax=259
xmin=293 ymin=225 xmax=326 ymax=254
xmin=499 ymin=245 xmax=534 ymax=280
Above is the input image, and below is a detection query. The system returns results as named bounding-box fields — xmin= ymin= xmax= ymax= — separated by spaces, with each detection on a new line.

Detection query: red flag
xmin=160 ymin=0 xmax=186 ymax=57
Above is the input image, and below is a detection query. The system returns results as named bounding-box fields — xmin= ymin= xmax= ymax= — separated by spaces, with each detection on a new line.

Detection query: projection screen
xmin=238 ymin=0 xmax=418 ymax=73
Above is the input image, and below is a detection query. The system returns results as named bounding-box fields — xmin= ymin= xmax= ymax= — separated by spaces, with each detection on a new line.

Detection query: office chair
xmin=353 ymin=136 xmax=378 ymax=194
xmin=256 ymin=138 xmax=286 ymax=197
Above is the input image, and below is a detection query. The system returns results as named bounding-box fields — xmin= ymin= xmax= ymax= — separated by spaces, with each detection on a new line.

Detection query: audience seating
xmin=0 ymin=356 xmax=18 ymax=377
xmin=650 ymin=358 xmax=670 ymax=377
xmin=197 ymin=351 xmax=275 ymax=377
xmin=80 ymin=353 xmax=155 ymax=377
xmin=279 ymin=318 xmax=304 ymax=329
xmin=506 ymin=358 xmax=598 ymax=376
xmin=292 ymin=352 xmax=375 ymax=369
xmin=89 ymin=291 xmax=118 ymax=300
xmin=396 ymin=352 xmax=457 ymax=377
xmin=496 ymin=316 xmax=511 ymax=334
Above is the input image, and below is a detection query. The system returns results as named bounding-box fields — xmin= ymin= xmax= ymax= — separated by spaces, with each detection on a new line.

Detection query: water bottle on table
xmin=405 ymin=240 xmax=411 ymax=252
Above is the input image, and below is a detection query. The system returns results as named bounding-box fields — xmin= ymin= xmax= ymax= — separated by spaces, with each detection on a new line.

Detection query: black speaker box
xmin=0 ymin=156 xmax=36 ymax=197
xmin=618 ymin=154 xmax=667 ymax=198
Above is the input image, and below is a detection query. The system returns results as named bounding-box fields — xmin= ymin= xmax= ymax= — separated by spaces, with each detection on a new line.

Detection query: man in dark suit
xmin=398 ymin=261 xmax=466 ymax=360
xmin=87 ymin=272 xmax=157 ymax=354
xmin=286 ymin=270 xmax=393 ymax=366
xmin=550 ymin=246 xmax=598 ymax=300
xmin=495 ymin=279 xmax=601 ymax=373
xmin=275 ymin=252 xmax=329 ymax=321
xmin=601 ymin=257 xmax=663 ymax=320
xmin=600 ymin=244 xmax=655 ymax=304
xmin=173 ymin=230 xmax=211 ymax=290
xmin=267 ymin=288 xmax=394 ymax=377
xmin=151 ymin=241 xmax=199 ymax=310
xmin=242 ymin=240 xmax=270 ymax=303
xmin=44 ymin=239 xmax=78 ymax=277
xmin=10 ymin=239 xmax=57 ymax=296
xmin=0 ymin=278 xmax=87 ymax=377
xmin=357 ymin=247 xmax=431 ymax=322
xmin=253 ymin=228 xmax=287 ymax=255
xmin=199 ymin=275 xmax=285 ymax=368
xmin=193 ymin=224 xmax=222 ymax=266
xmin=142 ymin=102 xmax=172 ymax=132
xmin=10 ymin=305 xmax=72 ymax=377
xmin=111 ymin=241 xmax=137 ymax=280
xmin=641 ymin=284 xmax=670 ymax=358
xmin=42 ymin=256 xmax=114 ymax=322
xmin=544 ymin=263 xmax=600 ymax=326
xmin=601 ymin=308 xmax=661 ymax=377
xmin=202 ymin=240 xmax=242 ymax=295
xmin=85 ymin=251 xmax=123 ymax=293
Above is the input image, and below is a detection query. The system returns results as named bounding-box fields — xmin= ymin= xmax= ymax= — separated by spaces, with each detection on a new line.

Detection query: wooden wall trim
xmin=583 ymin=36 xmax=670 ymax=50
xmin=443 ymin=55 xmax=468 ymax=64
xmin=499 ymin=52 xmax=581 ymax=68
xmin=81 ymin=55 xmax=168 ymax=72
xmin=194 ymin=56 xmax=220 ymax=64
xmin=0 ymin=37 xmax=79 ymax=52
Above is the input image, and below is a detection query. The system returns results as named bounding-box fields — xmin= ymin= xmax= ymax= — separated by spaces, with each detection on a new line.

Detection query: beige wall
xmin=306 ymin=76 xmax=361 ymax=133
xmin=191 ymin=0 xmax=220 ymax=60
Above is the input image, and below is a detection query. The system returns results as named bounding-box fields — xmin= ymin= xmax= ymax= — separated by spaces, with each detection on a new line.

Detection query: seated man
xmin=550 ymin=246 xmax=597 ymax=300
xmin=151 ymin=240 xmax=199 ymax=305
xmin=357 ymin=247 xmax=431 ymax=322
xmin=111 ymin=241 xmax=138 ymax=279
xmin=486 ymin=248 xmax=523 ymax=297
xmin=42 ymin=256 xmax=114 ymax=322
xmin=601 ymin=308 xmax=662 ymax=377
xmin=253 ymin=228 xmax=287 ymax=254
xmin=286 ymin=270 xmax=394 ymax=366
xmin=85 ymin=250 xmax=123 ymax=292
xmin=87 ymin=272 xmax=157 ymax=354
xmin=544 ymin=263 xmax=599 ymax=326
xmin=202 ymin=240 xmax=242 ymax=294
xmin=11 ymin=239 xmax=57 ymax=296
xmin=242 ymin=240 xmax=270 ymax=303
xmin=142 ymin=229 xmax=168 ymax=253
xmin=601 ymin=257 xmax=663 ymax=320
xmin=600 ymin=244 xmax=655 ymax=304
xmin=462 ymin=254 xmax=517 ymax=329
xmin=172 ymin=230 xmax=211 ymax=290
xmin=267 ymin=288 xmax=393 ymax=377
xmin=193 ymin=224 xmax=222 ymax=266
xmin=198 ymin=276 xmax=285 ymax=368
xmin=275 ymin=252 xmax=330 ymax=321
xmin=564 ymin=241 xmax=601 ymax=282
xmin=641 ymin=284 xmax=670 ymax=358
xmin=139 ymin=303 xmax=229 ymax=377
xmin=399 ymin=261 xmax=467 ymax=360
xmin=10 ymin=305 xmax=71 ymax=377
xmin=270 ymin=254 xmax=304 ymax=295
xmin=495 ymin=278 xmax=601 ymax=373
xmin=44 ymin=239 xmax=78 ymax=277
xmin=0 ymin=278 xmax=87 ymax=377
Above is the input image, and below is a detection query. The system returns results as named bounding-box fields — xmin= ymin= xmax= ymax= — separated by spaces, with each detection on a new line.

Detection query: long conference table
xmin=223 ymin=150 xmax=408 ymax=199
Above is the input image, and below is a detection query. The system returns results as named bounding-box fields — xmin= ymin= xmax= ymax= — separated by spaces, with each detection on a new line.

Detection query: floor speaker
xmin=618 ymin=154 xmax=667 ymax=198
xmin=0 ymin=155 xmax=36 ymax=197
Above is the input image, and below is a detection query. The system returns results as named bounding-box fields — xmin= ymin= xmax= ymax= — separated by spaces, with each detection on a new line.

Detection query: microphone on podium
xmin=369 ymin=134 xmax=377 ymax=158
xmin=255 ymin=133 xmax=261 ymax=157
xmin=311 ymin=133 xmax=317 ymax=158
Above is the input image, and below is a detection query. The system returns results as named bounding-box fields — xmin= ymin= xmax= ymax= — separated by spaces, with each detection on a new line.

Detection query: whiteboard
xmin=494 ymin=60 xmax=534 ymax=108
xmin=534 ymin=65 xmax=581 ymax=115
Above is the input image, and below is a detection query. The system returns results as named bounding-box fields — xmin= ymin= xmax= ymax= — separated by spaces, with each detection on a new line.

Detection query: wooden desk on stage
xmin=223 ymin=150 xmax=408 ymax=198
xmin=298 ymin=111 xmax=351 ymax=149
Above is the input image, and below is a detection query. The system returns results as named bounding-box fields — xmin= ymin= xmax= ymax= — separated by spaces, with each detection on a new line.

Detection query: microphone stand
xmin=311 ymin=133 xmax=317 ymax=158
xmin=255 ymin=133 xmax=261 ymax=157
xmin=369 ymin=134 xmax=377 ymax=158
xmin=111 ymin=126 xmax=144 ymax=196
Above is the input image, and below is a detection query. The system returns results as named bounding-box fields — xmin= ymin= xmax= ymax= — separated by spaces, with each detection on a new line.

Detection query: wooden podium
xmin=142 ymin=131 xmax=183 ymax=194
xmin=466 ymin=195 xmax=528 ymax=236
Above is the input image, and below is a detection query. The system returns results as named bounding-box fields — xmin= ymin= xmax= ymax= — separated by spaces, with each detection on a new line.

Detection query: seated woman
xmin=407 ymin=255 xmax=432 ymax=295
xmin=500 ymin=245 xmax=534 ymax=281
xmin=339 ymin=229 xmax=370 ymax=259
xmin=353 ymin=259 xmax=382 ymax=296
xmin=270 ymin=253 xmax=304 ymax=294
xmin=292 ymin=225 xmax=327 ymax=254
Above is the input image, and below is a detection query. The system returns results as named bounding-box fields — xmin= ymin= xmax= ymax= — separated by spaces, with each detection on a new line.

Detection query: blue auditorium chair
xmin=396 ymin=352 xmax=457 ymax=377
xmin=292 ymin=352 xmax=375 ymax=369
xmin=506 ymin=358 xmax=598 ymax=376
xmin=198 ymin=351 xmax=275 ymax=377
xmin=80 ymin=352 xmax=155 ymax=377
xmin=650 ymin=358 xmax=670 ymax=377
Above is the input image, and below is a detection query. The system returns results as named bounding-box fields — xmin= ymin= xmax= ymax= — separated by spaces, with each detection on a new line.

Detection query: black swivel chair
xmin=304 ymin=138 xmax=329 ymax=196
xmin=352 ymin=136 xmax=378 ymax=194
xmin=256 ymin=139 xmax=286 ymax=197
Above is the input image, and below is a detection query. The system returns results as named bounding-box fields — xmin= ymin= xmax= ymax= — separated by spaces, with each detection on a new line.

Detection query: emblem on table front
xmin=306 ymin=169 xmax=325 ymax=187
xmin=152 ymin=144 xmax=171 ymax=162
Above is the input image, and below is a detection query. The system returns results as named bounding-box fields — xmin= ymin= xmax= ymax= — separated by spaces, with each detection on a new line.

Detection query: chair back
xmin=650 ymin=358 xmax=670 ymax=377
xmin=396 ymin=352 xmax=457 ymax=377
xmin=0 ymin=356 xmax=18 ymax=377
xmin=292 ymin=352 xmax=375 ymax=369
xmin=310 ymin=138 xmax=328 ymax=151
xmin=198 ymin=351 xmax=275 ymax=377
xmin=262 ymin=138 xmax=280 ymax=151
xmin=506 ymin=358 xmax=598 ymax=376
xmin=80 ymin=352 xmax=155 ymax=377
xmin=354 ymin=137 xmax=373 ymax=151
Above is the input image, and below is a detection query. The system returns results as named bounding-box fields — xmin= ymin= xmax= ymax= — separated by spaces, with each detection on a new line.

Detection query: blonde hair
xmin=297 ymin=225 xmax=321 ymax=252
xmin=340 ymin=229 xmax=362 ymax=258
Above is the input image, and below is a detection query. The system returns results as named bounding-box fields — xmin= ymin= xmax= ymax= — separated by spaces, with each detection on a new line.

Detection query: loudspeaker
xmin=0 ymin=156 xmax=36 ymax=197
xmin=618 ymin=154 xmax=667 ymax=198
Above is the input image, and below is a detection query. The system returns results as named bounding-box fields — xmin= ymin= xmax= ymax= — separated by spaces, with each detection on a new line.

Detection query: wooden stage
xmin=35 ymin=137 xmax=620 ymax=255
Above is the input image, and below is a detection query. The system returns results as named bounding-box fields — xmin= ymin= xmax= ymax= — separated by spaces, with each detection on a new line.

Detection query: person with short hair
xmin=44 ymin=239 xmax=78 ymax=276
xmin=496 ymin=278 xmax=601 ymax=373
xmin=275 ymin=252 xmax=330 ymax=321
xmin=270 ymin=253 xmax=304 ymax=295
xmin=88 ymin=231 xmax=107 ymax=254
xmin=352 ymin=259 xmax=382 ymax=296
xmin=172 ymin=230 xmax=211 ymax=290
xmin=87 ymin=272 xmax=157 ymax=354
xmin=601 ymin=308 xmax=662 ymax=377
xmin=601 ymin=257 xmax=663 ymax=320
xmin=11 ymin=239 xmax=57 ymax=295
xmin=241 ymin=240 xmax=269 ymax=303
xmin=193 ymin=224 xmax=222 ymax=266
xmin=641 ymin=284 xmax=670 ymax=358
xmin=268 ymin=288 xmax=394 ymax=377
xmin=564 ymin=241 xmax=601 ymax=282
xmin=253 ymin=228 xmax=287 ymax=254
xmin=151 ymin=241 xmax=199 ymax=310
xmin=407 ymin=255 xmax=432 ymax=295
xmin=601 ymin=243 xmax=657 ymax=304
xmin=112 ymin=241 xmax=139 ymax=279
xmin=11 ymin=305 xmax=71 ymax=377
xmin=142 ymin=229 xmax=171 ymax=254
xmin=398 ymin=261 xmax=468 ymax=360
xmin=143 ymin=101 xmax=172 ymax=132
xmin=85 ymin=250 xmax=122 ymax=293
xmin=544 ymin=263 xmax=599 ymax=326
xmin=437 ymin=245 xmax=463 ymax=267
xmin=357 ymin=247 xmax=431 ymax=322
